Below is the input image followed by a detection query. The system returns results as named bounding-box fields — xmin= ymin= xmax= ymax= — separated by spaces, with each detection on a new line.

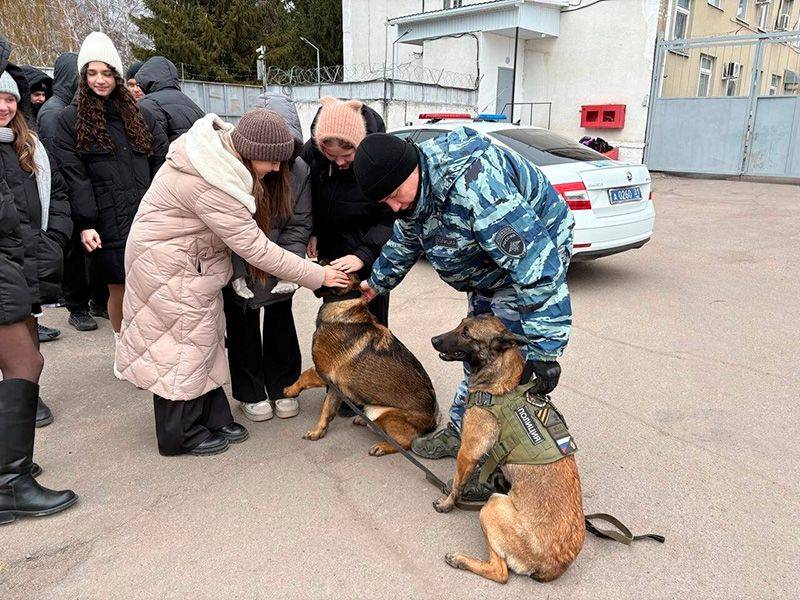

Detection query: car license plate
xmin=608 ymin=186 xmax=642 ymax=204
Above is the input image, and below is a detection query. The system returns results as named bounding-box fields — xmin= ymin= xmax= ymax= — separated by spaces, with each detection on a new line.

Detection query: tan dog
xmin=431 ymin=315 xmax=584 ymax=583
xmin=283 ymin=277 xmax=438 ymax=455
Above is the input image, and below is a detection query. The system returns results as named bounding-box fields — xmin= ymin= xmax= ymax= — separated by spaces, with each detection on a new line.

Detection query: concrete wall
xmin=343 ymin=0 xmax=667 ymax=163
xmin=421 ymin=36 xmax=479 ymax=80
xmin=477 ymin=31 xmax=527 ymax=114
xmin=343 ymin=0 xmax=424 ymax=73
xmin=517 ymin=0 xmax=663 ymax=163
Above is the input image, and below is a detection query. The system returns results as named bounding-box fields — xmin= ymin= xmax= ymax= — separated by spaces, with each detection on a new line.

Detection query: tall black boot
xmin=0 ymin=379 xmax=78 ymax=525
xmin=36 ymin=397 xmax=54 ymax=427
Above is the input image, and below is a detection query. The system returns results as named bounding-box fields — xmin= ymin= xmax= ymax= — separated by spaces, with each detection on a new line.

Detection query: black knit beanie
xmin=126 ymin=61 xmax=143 ymax=81
xmin=353 ymin=134 xmax=420 ymax=202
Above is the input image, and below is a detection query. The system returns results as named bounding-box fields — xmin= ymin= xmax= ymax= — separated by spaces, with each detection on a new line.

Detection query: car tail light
xmin=554 ymin=182 xmax=592 ymax=211
xmin=573 ymin=243 xmax=592 ymax=248
xmin=649 ymin=191 xmax=653 ymax=201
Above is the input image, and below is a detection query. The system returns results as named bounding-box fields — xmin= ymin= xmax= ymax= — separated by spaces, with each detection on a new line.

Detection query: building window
xmin=776 ymin=0 xmax=794 ymax=28
xmin=756 ymin=0 xmax=772 ymax=29
xmin=770 ymin=74 xmax=782 ymax=94
xmin=708 ymin=0 xmax=721 ymax=7
xmin=737 ymin=0 xmax=749 ymax=20
xmin=725 ymin=78 xmax=738 ymax=96
xmin=443 ymin=0 xmax=463 ymax=8
xmin=697 ymin=54 xmax=715 ymax=96
xmin=674 ymin=0 xmax=692 ymax=38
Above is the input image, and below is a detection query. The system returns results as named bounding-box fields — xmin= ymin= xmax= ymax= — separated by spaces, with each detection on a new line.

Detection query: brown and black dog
xmin=283 ymin=276 xmax=438 ymax=456
xmin=430 ymin=315 xmax=585 ymax=583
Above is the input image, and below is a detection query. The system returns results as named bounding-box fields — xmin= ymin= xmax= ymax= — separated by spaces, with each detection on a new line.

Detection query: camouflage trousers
xmin=448 ymin=288 xmax=529 ymax=430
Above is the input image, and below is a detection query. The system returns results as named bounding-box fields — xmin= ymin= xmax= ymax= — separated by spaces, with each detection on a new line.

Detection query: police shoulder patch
xmin=494 ymin=225 xmax=526 ymax=258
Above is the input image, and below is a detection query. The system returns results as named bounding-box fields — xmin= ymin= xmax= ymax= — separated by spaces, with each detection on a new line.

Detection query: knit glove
xmin=232 ymin=277 xmax=254 ymax=299
xmin=520 ymin=360 xmax=561 ymax=395
xmin=273 ymin=280 xmax=299 ymax=295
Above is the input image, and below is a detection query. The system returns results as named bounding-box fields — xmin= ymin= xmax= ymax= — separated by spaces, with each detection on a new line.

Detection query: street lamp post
xmin=300 ymin=36 xmax=321 ymax=98
xmin=391 ymin=29 xmax=411 ymax=101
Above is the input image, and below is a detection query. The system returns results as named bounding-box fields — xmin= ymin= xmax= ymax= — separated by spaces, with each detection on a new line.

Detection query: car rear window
xmin=488 ymin=128 xmax=607 ymax=166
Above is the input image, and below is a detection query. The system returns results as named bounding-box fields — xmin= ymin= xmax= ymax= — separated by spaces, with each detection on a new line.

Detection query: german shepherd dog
xmin=283 ymin=275 xmax=438 ymax=456
xmin=430 ymin=315 xmax=585 ymax=583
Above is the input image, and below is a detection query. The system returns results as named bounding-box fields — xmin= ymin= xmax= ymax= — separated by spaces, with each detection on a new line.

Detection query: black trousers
xmin=224 ymin=297 xmax=302 ymax=404
xmin=152 ymin=387 xmax=233 ymax=455
xmin=62 ymin=229 xmax=108 ymax=312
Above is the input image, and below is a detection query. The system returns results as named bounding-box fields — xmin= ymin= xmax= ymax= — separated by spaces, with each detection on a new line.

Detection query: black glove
xmin=521 ymin=360 xmax=561 ymax=394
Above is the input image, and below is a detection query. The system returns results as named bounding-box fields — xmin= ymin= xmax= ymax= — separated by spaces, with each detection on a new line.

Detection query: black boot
xmin=0 ymin=379 xmax=78 ymax=526
xmin=36 ymin=397 xmax=54 ymax=428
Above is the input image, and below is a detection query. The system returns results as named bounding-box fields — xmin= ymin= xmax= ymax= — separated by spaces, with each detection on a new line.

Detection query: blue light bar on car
xmin=475 ymin=113 xmax=508 ymax=121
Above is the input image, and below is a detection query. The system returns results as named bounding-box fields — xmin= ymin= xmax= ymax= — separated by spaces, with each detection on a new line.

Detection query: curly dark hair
xmin=75 ymin=65 xmax=152 ymax=153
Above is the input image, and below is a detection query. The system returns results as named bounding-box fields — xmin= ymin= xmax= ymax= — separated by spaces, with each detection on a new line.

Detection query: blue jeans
xmin=448 ymin=289 xmax=528 ymax=430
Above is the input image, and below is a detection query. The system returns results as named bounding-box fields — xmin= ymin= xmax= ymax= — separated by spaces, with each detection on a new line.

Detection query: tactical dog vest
xmin=465 ymin=383 xmax=577 ymax=484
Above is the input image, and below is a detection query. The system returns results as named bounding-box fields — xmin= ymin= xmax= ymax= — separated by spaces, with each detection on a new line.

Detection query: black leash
xmin=337 ymin=395 xmax=484 ymax=511
xmin=339 ymin=395 xmax=666 ymax=540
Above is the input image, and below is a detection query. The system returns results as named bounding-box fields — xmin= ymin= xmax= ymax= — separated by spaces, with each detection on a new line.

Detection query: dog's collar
xmin=321 ymin=291 xmax=364 ymax=304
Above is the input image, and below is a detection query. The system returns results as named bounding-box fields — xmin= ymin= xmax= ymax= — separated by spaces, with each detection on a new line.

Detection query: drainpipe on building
xmin=392 ymin=29 xmax=412 ymax=101
xmin=383 ymin=21 xmax=390 ymax=122
xmin=510 ymin=26 xmax=519 ymax=123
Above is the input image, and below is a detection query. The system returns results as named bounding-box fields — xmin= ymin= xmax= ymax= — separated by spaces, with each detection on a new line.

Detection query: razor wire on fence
xmin=262 ymin=62 xmax=479 ymax=90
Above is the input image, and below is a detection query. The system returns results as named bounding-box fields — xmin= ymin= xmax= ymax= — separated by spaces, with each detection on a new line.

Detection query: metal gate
xmin=645 ymin=31 xmax=800 ymax=179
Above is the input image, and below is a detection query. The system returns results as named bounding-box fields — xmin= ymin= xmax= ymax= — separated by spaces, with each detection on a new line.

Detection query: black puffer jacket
xmin=0 ymin=142 xmax=72 ymax=304
xmin=300 ymin=103 xmax=395 ymax=280
xmin=53 ymin=98 xmax=169 ymax=248
xmin=0 ymin=36 xmax=72 ymax=313
xmin=136 ymin=57 xmax=204 ymax=142
xmin=0 ymin=179 xmax=28 ymax=325
xmin=20 ymin=66 xmax=53 ymax=120
xmin=37 ymin=52 xmax=78 ymax=149
xmin=0 ymin=35 xmax=28 ymax=325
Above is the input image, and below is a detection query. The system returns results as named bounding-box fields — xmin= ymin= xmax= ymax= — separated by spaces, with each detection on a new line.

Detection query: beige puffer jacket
xmin=118 ymin=114 xmax=325 ymax=401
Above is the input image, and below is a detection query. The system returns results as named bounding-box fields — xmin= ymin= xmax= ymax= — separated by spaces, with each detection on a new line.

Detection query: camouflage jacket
xmin=367 ymin=127 xmax=574 ymax=360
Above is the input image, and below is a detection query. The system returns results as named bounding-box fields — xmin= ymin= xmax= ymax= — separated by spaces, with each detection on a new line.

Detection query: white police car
xmin=390 ymin=114 xmax=655 ymax=261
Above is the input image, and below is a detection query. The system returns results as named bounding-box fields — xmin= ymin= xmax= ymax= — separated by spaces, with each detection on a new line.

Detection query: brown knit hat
xmin=314 ymin=96 xmax=367 ymax=150
xmin=231 ymin=108 xmax=294 ymax=162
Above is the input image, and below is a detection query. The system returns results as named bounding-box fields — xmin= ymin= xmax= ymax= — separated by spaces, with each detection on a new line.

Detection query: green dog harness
xmin=465 ymin=383 xmax=578 ymax=484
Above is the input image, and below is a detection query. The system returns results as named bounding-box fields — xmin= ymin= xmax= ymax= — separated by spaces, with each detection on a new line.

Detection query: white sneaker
xmin=274 ymin=397 xmax=299 ymax=419
xmin=240 ymin=400 xmax=273 ymax=422
xmin=113 ymin=332 xmax=124 ymax=380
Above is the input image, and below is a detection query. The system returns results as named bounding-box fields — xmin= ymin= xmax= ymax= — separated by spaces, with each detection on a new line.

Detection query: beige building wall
xmin=662 ymin=0 xmax=800 ymax=98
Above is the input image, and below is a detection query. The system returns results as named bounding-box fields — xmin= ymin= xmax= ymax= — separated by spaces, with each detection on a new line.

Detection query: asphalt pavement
xmin=1 ymin=175 xmax=798 ymax=599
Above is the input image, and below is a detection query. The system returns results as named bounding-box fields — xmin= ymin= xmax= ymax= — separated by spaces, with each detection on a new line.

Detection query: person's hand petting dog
xmin=359 ymin=280 xmax=377 ymax=302
xmin=323 ymin=264 xmax=350 ymax=288
xmin=329 ymin=254 xmax=364 ymax=274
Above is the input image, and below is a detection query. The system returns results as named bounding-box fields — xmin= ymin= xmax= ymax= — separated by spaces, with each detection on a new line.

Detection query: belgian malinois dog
xmin=283 ymin=275 xmax=438 ymax=456
xmin=430 ymin=315 xmax=584 ymax=583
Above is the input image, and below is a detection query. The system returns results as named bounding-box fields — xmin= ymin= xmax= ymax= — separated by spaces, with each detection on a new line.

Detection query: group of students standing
xmin=0 ymin=31 xmax=394 ymax=525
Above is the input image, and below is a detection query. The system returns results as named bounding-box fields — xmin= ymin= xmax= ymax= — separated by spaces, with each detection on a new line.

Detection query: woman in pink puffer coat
xmin=117 ymin=109 xmax=348 ymax=457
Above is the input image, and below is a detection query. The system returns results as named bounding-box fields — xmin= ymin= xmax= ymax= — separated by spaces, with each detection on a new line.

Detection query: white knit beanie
xmin=0 ymin=71 xmax=20 ymax=101
xmin=77 ymin=32 xmax=124 ymax=79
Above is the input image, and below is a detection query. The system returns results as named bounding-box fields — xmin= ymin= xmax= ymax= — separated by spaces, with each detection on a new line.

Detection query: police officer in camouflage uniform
xmin=353 ymin=127 xmax=574 ymax=465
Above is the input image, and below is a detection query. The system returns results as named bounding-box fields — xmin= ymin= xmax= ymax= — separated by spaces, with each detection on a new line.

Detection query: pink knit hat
xmin=313 ymin=96 xmax=367 ymax=150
